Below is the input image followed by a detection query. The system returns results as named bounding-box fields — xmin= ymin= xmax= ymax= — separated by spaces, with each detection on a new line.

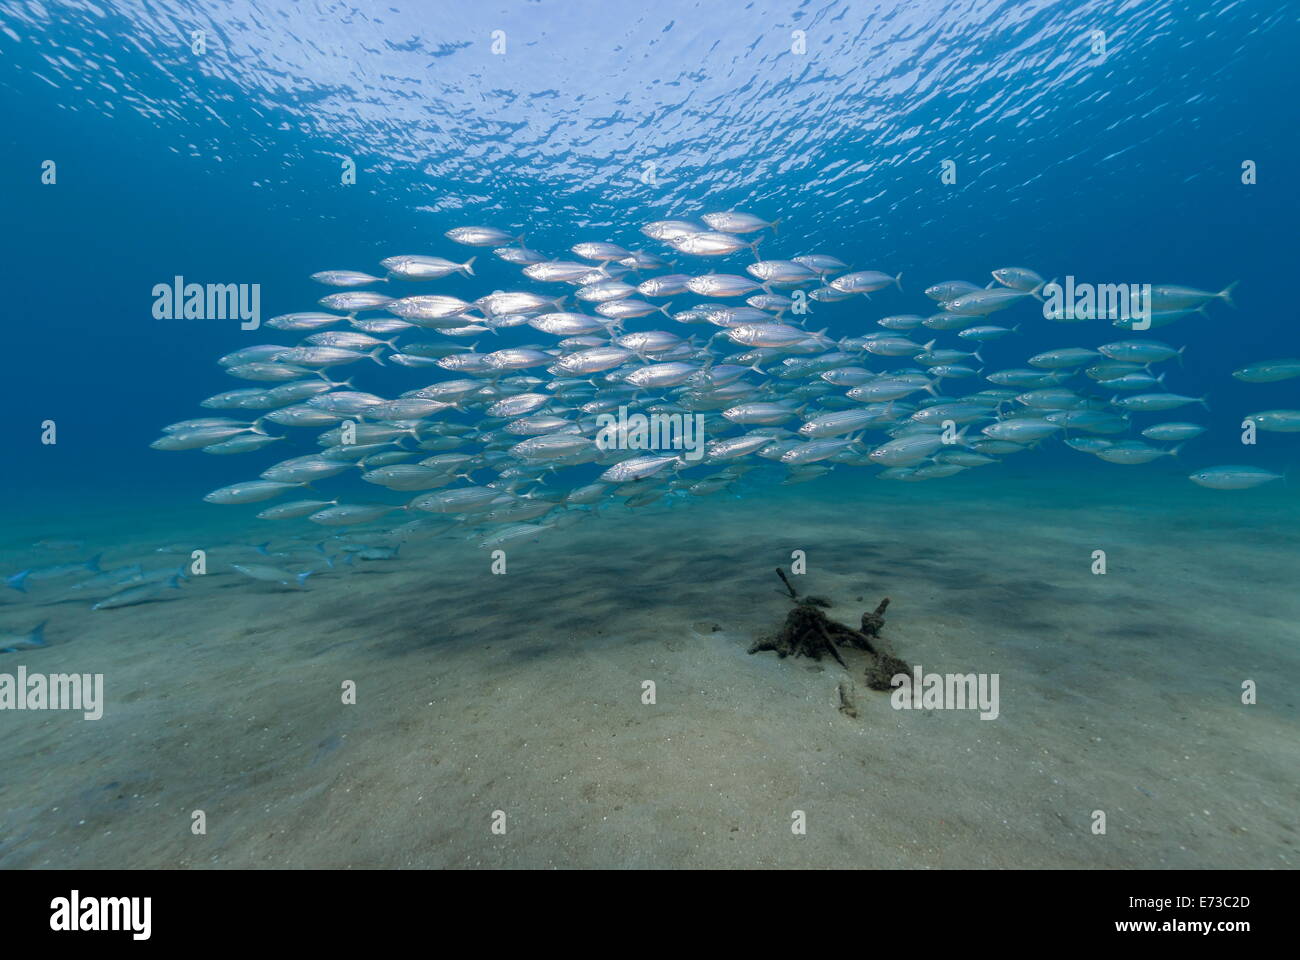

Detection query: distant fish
xmin=958 ymin=324 xmax=1018 ymax=342
xmin=572 ymin=242 xmax=632 ymax=261
xmin=701 ymin=212 xmax=779 ymax=234
xmin=0 ymin=621 xmax=48 ymax=654
xmin=792 ymin=254 xmax=848 ymax=275
xmin=256 ymin=499 xmax=339 ymax=520
xmin=480 ymin=522 xmax=556 ymax=546
xmin=445 ymin=226 xmax=519 ymax=247
xmin=981 ymin=419 xmax=1060 ymax=444
xmin=356 ymin=545 xmax=402 ymax=560
xmin=924 ymin=280 xmax=982 ymax=302
xmin=1232 ymin=358 xmax=1300 ymax=383
xmin=381 ymin=255 xmax=476 ymax=279
xmin=6 ymin=554 xmax=103 ymax=593
xmin=1243 ymin=410 xmax=1300 ymax=433
xmin=869 ymin=432 xmax=959 ymax=466
xmin=526 ymin=261 xmax=603 ymax=283
xmin=1188 ymin=466 xmax=1282 ymax=490
xmin=304 ymin=503 xmax=399 ymax=526
xmin=1142 ymin=422 xmax=1206 ymax=443
xmin=264 ymin=313 xmax=346 ymax=332
xmin=829 ymin=271 xmax=902 ymax=295
xmin=68 ymin=564 xmax=144 ymax=593
xmin=92 ymin=576 xmax=183 ymax=610
xmin=318 ymin=291 xmax=393 ymax=313
xmin=1094 ymin=441 xmax=1179 ymax=465
xmin=409 ymin=487 xmax=502 ymax=513
xmin=1028 ymin=348 xmax=1100 ymax=369
xmin=494 ymin=246 xmax=549 ymax=265
xmin=311 ymin=270 xmax=386 ymax=287
xmin=668 ymin=232 xmax=762 ymax=258
xmin=641 ymin=220 xmax=705 ymax=242
xmin=203 ymin=433 xmax=285 ymax=455
xmin=1112 ymin=392 xmax=1208 ymax=412
xmin=599 ymin=454 xmax=681 ymax=483
xmin=1097 ymin=340 xmax=1184 ymax=364
xmin=687 ymin=274 xmax=765 ymax=297
xmin=946 ymin=286 xmax=1039 ymax=315
xmin=33 ymin=539 xmax=84 ymax=551
xmin=231 ymin=564 xmax=315 ymax=588
xmin=387 ymin=295 xmax=475 ymax=321
xmin=991 ymin=267 xmax=1046 ymax=292
xmin=204 ymin=480 xmax=305 ymax=505
xmin=1150 ymin=282 xmax=1236 ymax=310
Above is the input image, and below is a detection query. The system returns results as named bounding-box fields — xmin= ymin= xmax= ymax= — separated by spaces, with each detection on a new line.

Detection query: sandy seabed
xmin=0 ymin=471 xmax=1296 ymax=869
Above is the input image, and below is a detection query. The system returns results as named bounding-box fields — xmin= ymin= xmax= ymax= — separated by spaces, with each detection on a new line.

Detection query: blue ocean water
xmin=3 ymin=0 xmax=1297 ymax=520
xmin=3 ymin=1 xmax=1300 ymax=873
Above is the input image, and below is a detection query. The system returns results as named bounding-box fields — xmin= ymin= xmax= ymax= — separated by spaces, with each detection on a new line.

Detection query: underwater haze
xmin=0 ymin=0 xmax=1297 ymax=870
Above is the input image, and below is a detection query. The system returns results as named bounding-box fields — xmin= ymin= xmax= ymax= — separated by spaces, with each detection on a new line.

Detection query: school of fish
xmin=4 ymin=211 xmax=1293 ymax=616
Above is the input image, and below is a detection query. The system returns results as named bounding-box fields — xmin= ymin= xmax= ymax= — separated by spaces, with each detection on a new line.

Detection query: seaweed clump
xmin=749 ymin=568 xmax=911 ymax=691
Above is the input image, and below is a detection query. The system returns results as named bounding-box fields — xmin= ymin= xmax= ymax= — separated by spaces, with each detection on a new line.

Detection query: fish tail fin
xmin=254 ymin=541 xmax=271 ymax=555
xmin=552 ymin=295 xmax=567 ymax=311
xmin=27 ymin=620 xmax=49 ymax=647
xmin=769 ymin=218 xmax=781 ymax=235
xmin=1012 ymin=323 xmax=1021 ymax=334
xmin=1199 ymin=396 xmax=1210 ymax=411
xmin=86 ymin=553 xmax=103 ymax=573
xmin=749 ymin=237 xmax=764 ymax=261
xmin=894 ymin=272 xmax=903 ymax=292
xmin=923 ymin=339 xmax=937 ymax=353
xmin=659 ymin=303 xmax=672 ymax=317
xmin=250 ymin=418 xmax=269 ymax=436
xmin=1031 ymin=279 xmax=1053 ymax=302
xmin=166 ymin=575 xmax=182 ymax=589
xmin=1218 ymin=281 xmax=1238 ymax=307
xmin=1157 ymin=371 xmax=1167 ymax=387
xmin=1177 ymin=345 xmax=1186 ymax=367
xmin=461 ymin=257 xmax=477 ymax=277
xmin=368 ymin=347 xmax=385 ymax=365
xmin=297 ymin=570 xmax=315 ymax=587
xmin=973 ymin=348 xmax=984 ymax=365
xmin=1169 ymin=442 xmax=1185 ymax=459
